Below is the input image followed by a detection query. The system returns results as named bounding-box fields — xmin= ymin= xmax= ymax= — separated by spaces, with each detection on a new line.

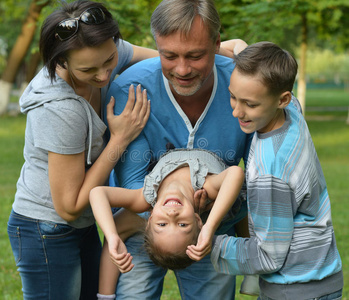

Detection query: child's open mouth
xmin=164 ymin=199 xmax=183 ymax=206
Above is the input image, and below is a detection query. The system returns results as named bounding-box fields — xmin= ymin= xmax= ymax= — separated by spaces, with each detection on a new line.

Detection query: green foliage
xmin=0 ymin=38 xmax=7 ymax=74
xmin=104 ymin=0 xmax=161 ymax=48
xmin=217 ymin=0 xmax=349 ymax=52
xmin=0 ymin=0 xmax=162 ymax=77
xmin=302 ymin=49 xmax=349 ymax=83
xmin=1 ymin=0 xmax=349 ymax=80
xmin=0 ymin=0 xmax=30 ymax=51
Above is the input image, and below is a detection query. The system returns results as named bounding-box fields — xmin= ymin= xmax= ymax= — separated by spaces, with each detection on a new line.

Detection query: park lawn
xmin=300 ymin=88 xmax=349 ymax=107
xmin=0 ymin=90 xmax=348 ymax=299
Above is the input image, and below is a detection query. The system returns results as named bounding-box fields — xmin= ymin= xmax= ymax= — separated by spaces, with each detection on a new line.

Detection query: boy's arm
xmin=204 ymin=166 xmax=245 ymax=233
xmin=187 ymin=166 xmax=244 ymax=261
xmin=211 ymin=177 xmax=295 ymax=276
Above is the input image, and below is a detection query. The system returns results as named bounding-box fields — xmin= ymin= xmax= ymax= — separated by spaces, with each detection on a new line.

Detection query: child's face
xmin=229 ymin=69 xmax=285 ymax=134
xmin=149 ymin=218 xmax=201 ymax=255
xmin=148 ymin=180 xmax=202 ymax=254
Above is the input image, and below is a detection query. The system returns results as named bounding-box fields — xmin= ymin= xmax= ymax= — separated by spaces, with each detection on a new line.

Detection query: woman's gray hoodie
xmin=12 ymin=40 xmax=133 ymax=228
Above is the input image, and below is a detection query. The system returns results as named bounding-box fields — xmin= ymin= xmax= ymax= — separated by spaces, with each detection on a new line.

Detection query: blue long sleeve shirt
xmin=211 ymin=97 xmax=343 ymax=299
xmin=107 ymin=55 xmax=252 ymax=190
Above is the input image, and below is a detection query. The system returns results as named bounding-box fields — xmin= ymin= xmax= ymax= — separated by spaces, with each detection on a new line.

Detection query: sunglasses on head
xmin=55 ymin=7 xmax=106 ymax=41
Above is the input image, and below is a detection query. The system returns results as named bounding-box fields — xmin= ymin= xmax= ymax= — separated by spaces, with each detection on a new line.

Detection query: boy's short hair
xmin=143 ymin=222 xmax=201 ymax=270
xmin=234 ymin=41 xmax=298 ymax=96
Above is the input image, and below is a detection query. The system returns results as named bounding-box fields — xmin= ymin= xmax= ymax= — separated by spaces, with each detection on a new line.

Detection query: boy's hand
xmin=108 ymin=234 xmax=134 ymax=273
xmin=186 ymin=224 xmax=214 ymax=261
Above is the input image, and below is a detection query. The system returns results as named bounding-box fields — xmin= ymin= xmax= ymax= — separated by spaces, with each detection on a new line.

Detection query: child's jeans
xmin=7 ymin=210 xmax=101 ymax=300
xmin=258 ymin=289 xmax=342 ymax=300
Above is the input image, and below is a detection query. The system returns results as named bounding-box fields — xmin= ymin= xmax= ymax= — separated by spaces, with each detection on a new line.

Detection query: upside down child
xmin=90 ymin=148 xmax=259 ymax=299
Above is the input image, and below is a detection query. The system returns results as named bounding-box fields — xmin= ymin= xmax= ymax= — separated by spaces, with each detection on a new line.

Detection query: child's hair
xmin=234 ymin=41 xmax=298 ymax=96
xmin=143 ymin=221 xmax=201 ymax=270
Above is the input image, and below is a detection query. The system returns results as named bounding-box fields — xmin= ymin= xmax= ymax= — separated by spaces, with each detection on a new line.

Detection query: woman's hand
xmin=107 ymin=84 xmax=150 ymax=145
xmin=108 ymin=233 xmax=134 ymax=273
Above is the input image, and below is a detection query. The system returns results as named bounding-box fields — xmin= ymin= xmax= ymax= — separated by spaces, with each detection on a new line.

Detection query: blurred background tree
xmin=0 ymin=0 xmax=348 ymax=115
xmin=216 ymin=0 xmax=349 ymax=113
xmin=0 ymin=0 xmax=51 ymax=114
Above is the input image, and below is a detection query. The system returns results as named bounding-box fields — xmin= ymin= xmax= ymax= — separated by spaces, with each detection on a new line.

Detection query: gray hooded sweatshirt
xmin=13 ymin=40 xmax=133 ymax=228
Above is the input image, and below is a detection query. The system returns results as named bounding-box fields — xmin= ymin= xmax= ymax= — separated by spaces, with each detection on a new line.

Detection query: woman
xmin=6 ymin=1 xmax=154 ymax=299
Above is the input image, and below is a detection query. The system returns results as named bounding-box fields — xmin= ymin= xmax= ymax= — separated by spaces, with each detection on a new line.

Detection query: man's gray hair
xmin=151 ymin=0 xmax=220 ymax=41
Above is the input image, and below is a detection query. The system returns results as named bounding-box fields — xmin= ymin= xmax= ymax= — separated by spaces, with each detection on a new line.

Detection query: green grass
xmin=0 ymin=115 xmax=26 ymax=300
xmin=303 ymin=88 xmax=349 ymax=107
xmin=1 ymin=89 xmax=348 ymax=299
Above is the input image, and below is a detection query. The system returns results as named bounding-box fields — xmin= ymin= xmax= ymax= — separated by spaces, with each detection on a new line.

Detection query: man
xmin=106 ymin=0 xmax=251 ymax=299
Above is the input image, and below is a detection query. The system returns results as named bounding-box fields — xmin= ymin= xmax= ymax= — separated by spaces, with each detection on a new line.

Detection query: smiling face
xmin=148 ymin=167 xmax=202 ymax=254
xmin=155 ymin=15 xmax=220 ymax=97
xmin=229 ymin=69 xmax=289 ymax=134
xmin=149 ymin=198 xmax=201 ymax=254
xmin=66 ymin=38 xmax=118 ymax=88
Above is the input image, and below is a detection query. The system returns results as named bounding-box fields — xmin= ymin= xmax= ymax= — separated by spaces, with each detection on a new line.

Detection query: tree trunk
xmin=297 ymin=13 xmax=307 ymax=115
xmin=0 ymin=0 xmax=50 ymax=115
xmin=19 ymin=51 xmax=42 ymax=96
xmin=0 ymin=80 xmax=12 ymax=115
xmin=26 ymin=51 xmax=42 ymax=83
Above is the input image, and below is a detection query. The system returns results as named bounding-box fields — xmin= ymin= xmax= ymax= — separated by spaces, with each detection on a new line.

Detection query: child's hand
xmin=108 ymin=234 xmax=134 ymax=273
xmin=186 ymin=224 xmax=214 ymax=261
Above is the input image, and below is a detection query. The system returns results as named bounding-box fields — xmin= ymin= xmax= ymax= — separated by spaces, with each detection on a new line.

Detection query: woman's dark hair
xmin=40 ymin=0 xmax=122 ymax=81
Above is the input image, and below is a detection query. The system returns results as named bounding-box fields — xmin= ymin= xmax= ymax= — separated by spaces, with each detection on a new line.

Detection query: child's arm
xmin=90 ymin=186 xmax=150 ymax=296
xmin=90 ymin=186 xmax=148 ymax=241
xmin=89 ymin=186 xmax=150 ymax=269
xmin=186 ymin=166 xmax=244 ymax=261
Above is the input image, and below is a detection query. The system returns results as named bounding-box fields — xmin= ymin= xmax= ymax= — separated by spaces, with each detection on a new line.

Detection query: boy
xmin=187 ymin=42 xmax=343 ymax=300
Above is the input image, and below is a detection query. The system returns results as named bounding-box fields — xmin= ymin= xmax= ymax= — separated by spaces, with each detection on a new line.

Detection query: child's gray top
xmin=143 ymin=149 xmax=227 ymax=207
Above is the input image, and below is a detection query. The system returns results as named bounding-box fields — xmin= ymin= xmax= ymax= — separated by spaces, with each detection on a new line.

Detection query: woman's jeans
xmin=7 ymin=210 xmax=102 ymax=300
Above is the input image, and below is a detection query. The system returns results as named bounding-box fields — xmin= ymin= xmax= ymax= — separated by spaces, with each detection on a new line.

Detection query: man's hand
xmin=108 ymin=233 xmax=134 ymax=273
